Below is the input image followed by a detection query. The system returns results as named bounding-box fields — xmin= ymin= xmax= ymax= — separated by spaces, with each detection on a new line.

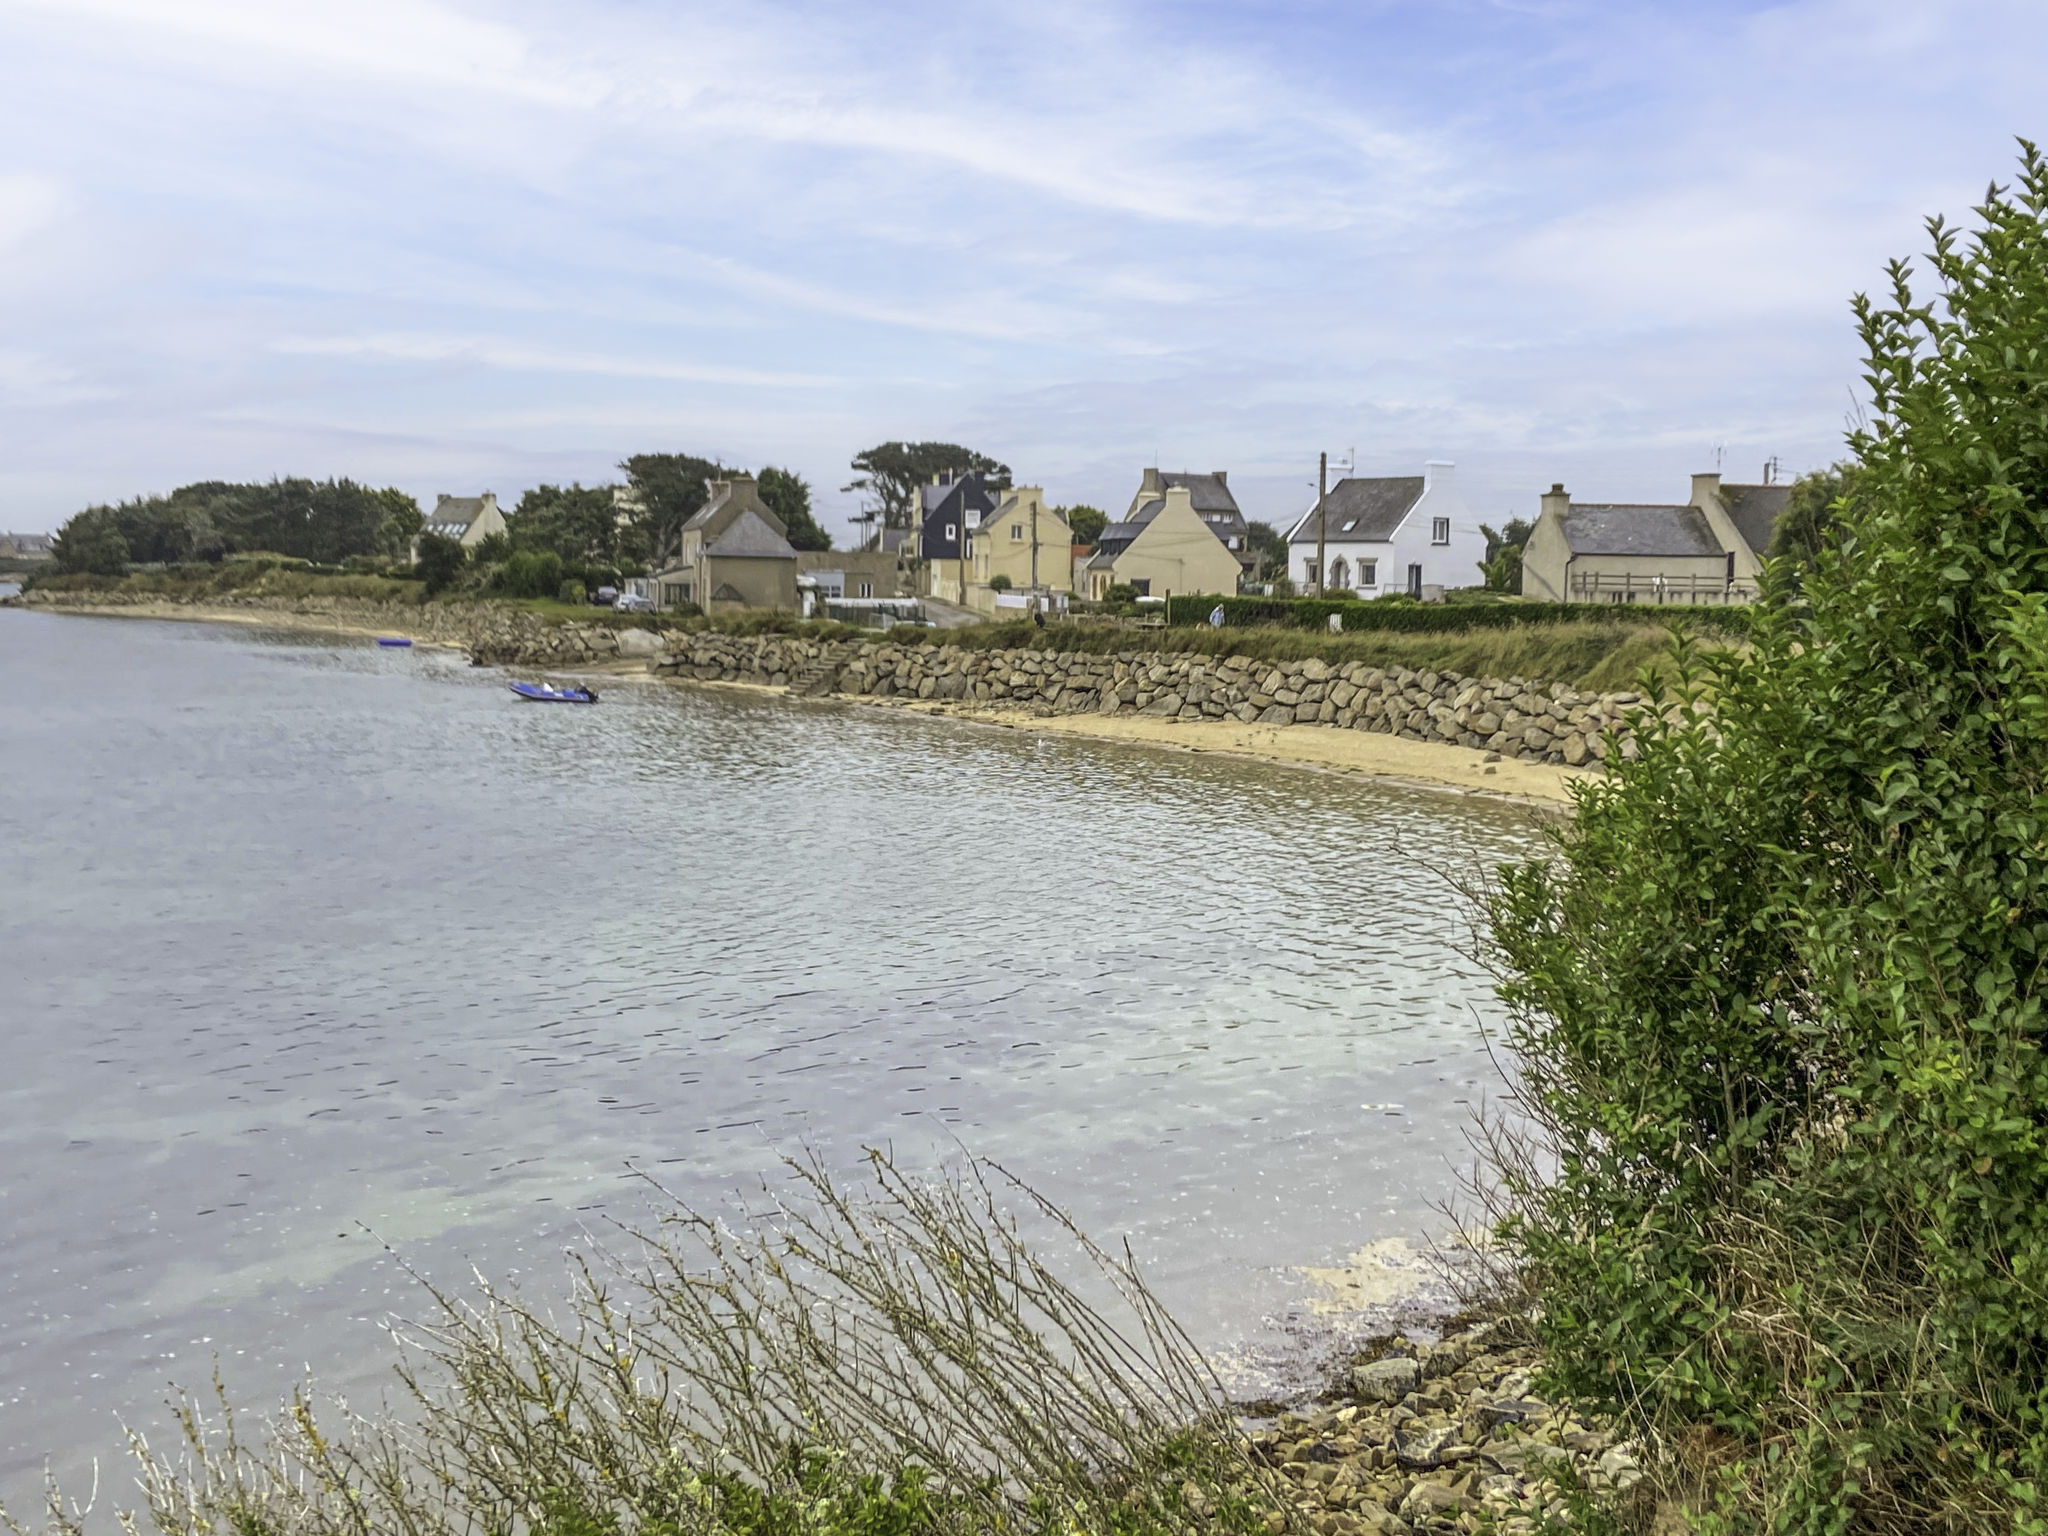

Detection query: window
xmin=945 ymin=523 xmax=957 ymax=540
xmin=858 ymin=581 xmax=873 ymax=598
xmin=1431 ymin=517 xmax=1451 ymax=545
xmin=1227 ymin=536 xmax=1241 ymax=549
xmin=1011 ymin=524 xmax=1024 ymax=540
xmin=1303 ymin=558 xmax=1319 ymax=586
xmin=1131 ymin=579 xmax=1151 ymax=596
xmin=1358 ymin=560 xmax=1377 ymax=586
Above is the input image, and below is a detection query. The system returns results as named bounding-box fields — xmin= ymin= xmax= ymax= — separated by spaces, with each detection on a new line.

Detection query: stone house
xmin=411 ymin=492 xmax=507 ymax=562
xmin=1284 ymin=461 xmax=1481 ymax=598
xmin=0 ymin=532 xmax=53 ymax=559
xmin=797 ymin=549 xmax=913 ymax=602
xmin=648 ymin=476 xmax=798 ymax=612
xmin=1084 ymin=470 xmax=1250 ymax=600
xmin=1520 ymin=472 xmax=1794 ymax=605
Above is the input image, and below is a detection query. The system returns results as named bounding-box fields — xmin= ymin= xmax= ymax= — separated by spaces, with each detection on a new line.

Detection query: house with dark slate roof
xmin=411 ymin=492 xmax=507 ymax=562
xmin=649 ymin=475 xmax=798 ymax=612
xmin=1083 ymin=469 xmax=1251 ymax=600
xmin=918 ymin=471 xmax=999 ymax=602
xmin=1282 ymin=461 xmax=1479 ymax=599
xmin=1521 ymin=472 xmax=1795 ymax=605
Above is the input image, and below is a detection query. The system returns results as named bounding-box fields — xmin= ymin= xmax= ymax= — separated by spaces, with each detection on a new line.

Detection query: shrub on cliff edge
xmin=1485 ymin=144 xmax=2048 ymax=1531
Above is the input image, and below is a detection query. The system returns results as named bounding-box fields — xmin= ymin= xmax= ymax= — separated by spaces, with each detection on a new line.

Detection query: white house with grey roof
xmin=411 ymin=492 xmax=507 ymax=562
xmin=1283 ymin=461 xmax=1481 ymax=599
xmin=1521 ymin=472 xmax=1794 ymax=605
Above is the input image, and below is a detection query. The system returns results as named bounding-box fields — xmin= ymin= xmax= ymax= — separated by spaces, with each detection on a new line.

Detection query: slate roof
xmin=706 ymin=509 xmax=800 ymax=559
xmin=1559 ymin=504 xmax=1723 ymax=559
xmin=1087 ymin=524 xmax=1143 ymax=569
xmin=1284 ymin=477 xmax=1426 ymax=544
xmin=1157 ymin=471 xmax=1240 ymax=515
xmin=1719 ymin=483 xmax=1795 ymax=558
xmin=422 ymin=495 xmax=492 ymax=539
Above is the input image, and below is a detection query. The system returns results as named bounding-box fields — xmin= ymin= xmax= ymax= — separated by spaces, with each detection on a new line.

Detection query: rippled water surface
xmin=0 ymin=611 xmax=1546 ymax=1510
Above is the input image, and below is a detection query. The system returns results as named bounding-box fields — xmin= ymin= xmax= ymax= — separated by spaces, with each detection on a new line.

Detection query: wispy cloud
xmin=272 ymin=333 xmax=843 ymax=390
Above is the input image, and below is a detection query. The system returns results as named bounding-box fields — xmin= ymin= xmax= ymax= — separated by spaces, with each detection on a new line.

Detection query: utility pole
xmin=1315 ymin=451 xmax=1328 ymax=597
xmin=1030 ymin=492 xmax=1040 ymax=591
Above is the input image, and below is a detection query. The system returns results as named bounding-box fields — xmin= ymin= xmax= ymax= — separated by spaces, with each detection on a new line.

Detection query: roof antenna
xmin=1712 ymin=442 xmax=1726 ymax=472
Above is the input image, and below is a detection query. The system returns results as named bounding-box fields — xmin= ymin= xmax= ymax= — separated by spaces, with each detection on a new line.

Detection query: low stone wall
xmin=13 ymin=588 xmax=1644 ymax=766
xmin=653 ymin=632 xmax=1644 ymax=767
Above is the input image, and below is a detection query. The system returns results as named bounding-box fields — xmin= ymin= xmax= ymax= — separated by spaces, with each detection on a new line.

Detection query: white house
xmin=1283 ymin=461 xmax=1483 ymax=599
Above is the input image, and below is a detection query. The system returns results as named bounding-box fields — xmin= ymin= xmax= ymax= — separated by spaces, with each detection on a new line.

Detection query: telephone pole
xmin=1315 ymin=451 xmax=1328 ymax=597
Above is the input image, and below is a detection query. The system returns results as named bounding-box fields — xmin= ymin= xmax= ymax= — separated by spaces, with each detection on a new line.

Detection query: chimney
xmin=1424 ymin=459 xmax=1454 ymax=490
xmin=1141 ymin=467 xmax=1163 ymax=495
xmin=1541 ymin=483 xmax=1570 ymax=524
xmin=1212 ymin=470 xmax=1228 ymax=485
xmin=1690 ymin=471 xmax=1722 ymax=509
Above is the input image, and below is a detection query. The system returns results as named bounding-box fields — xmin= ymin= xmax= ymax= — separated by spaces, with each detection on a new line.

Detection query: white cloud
xmin=272 ymin=333 xmax=842 ymax=390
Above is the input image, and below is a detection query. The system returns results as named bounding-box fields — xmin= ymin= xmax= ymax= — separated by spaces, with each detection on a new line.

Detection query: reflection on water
xmin=0 ymin=611 xmax=1543 ymax=1508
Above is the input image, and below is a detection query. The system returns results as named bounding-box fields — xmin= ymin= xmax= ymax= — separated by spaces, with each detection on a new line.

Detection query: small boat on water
xmin=376 ymin=637 xmax=413 ymax=647
xmin=509 ymin=680 xmax=599 ymax=704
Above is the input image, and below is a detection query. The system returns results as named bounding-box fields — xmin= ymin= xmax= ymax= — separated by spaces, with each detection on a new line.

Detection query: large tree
xmin=1477 ymin=516 xmax=1531 ymax=592
xmin=1058 ymin=505 xmax=1109 ymax=545
xmin=618 ymin=453 xmax=725 ymax=567
xmin=48 ymin=478 xmax=402 ymax=568
xmin=844 ymin=442 xmax=1010 ymax=538
xmin=757 ymin=466 xmax=831 ymax=551
xmin=1243 ymin=520 xmax=1287 ymax=582
xmin=507 ymin=483 xmax=622 ymax=567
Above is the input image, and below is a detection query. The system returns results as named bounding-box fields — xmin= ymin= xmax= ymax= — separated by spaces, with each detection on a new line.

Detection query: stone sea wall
xmin=14 ymin=589 xmax=1644 ymax=766
xmin=652 ymin=631 xmax=1644 ymax=768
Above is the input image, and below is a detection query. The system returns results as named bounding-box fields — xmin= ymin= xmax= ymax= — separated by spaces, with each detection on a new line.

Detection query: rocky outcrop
xmin=649 ymin=634 xmax=1645 ymax=768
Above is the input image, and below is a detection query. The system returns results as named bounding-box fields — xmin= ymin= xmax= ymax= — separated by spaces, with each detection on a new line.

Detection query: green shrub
xmin=556 ymin=577 xmax=586 ymax=605
xmin=493 ymin=549 xmax=564 ymax=599
xmin=1484 ymin=144 xmax=2048 ymax=1530
xmin=413 ymin=532 xmax=467 ymax=596
xmin=988 ymin=573 xmax=1013 ymax=592
xmin=1104 ymin=583 xmax=1139 ymax=605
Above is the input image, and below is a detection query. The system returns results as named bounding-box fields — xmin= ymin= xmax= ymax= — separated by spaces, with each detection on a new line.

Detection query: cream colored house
xmin=411 ymin=492 xmax=507 ymax=561
xmin=1521 ymin=472 xmax=1794 ymax=605
xmin=1084 ymin=471 xmax=1249 ymax=600
xmin=649 ymin=476 xmax=798 ymax=613
xmin=960 ymin=487 xmax=1071 ymax=613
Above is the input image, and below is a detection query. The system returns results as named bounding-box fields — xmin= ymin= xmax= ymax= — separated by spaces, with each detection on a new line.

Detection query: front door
xmin=1407 ymin=563 xmax=1422 ymax=598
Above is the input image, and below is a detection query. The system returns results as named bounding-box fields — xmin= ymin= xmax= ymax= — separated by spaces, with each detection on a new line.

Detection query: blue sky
xmin=3 ymin=0 xmax=2045 ymax=541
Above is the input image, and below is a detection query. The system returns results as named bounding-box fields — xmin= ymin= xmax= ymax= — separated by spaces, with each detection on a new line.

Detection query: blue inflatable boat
xmin=509 ymin=681 xmax=598 ymax=704
xmin=376 ymin=637 xmax=412 ymax=647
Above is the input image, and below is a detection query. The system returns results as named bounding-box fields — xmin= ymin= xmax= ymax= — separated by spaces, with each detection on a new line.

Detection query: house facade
xmin=1084 ymin=470 xmax=1249 ymax=600
xmin=0 ymin=532 xmax=53 ymax=560
xmin=648 ymin=476 xmax=798 ymax=612
xmin=797 ymin=549 xmax=913 ymax=602
xmin=918 ymin=471 xmax=999 ymax=602
xmin=412 ymin=492 xmax=508 ymax=561
xmin=1283 ymin=461 xmax=1480 ymax=599
xmin=1520 ymin=473 xmax=1794 ymax=605
xmin=964 ymin=487 xmax=1072 ymax=611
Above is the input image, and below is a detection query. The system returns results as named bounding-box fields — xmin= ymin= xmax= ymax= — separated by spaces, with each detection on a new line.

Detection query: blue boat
xmin=509 ymin=681 xmax=599 ymax=704
xmin=376 ymin=636 xmax=412 ymax=647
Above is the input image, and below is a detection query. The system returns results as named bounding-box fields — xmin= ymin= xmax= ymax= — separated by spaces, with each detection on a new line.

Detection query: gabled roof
xmin=422 ymin=495 xmax=494 ymax=539
xmin=1285 ymin=477 xmax=1426 ymax=543
xmin=1718 ymin=483 xmax=1795 ymax=558
xmin=1087 ymin=524 xmax=1143 ymax=569
xmin=1558 ymin=504 xmax=1723 ymax=559
xmin=682 ymin=479 xmax=796 ymax=559
xmin=1157 ymin=471 xmax=1239 ymax=515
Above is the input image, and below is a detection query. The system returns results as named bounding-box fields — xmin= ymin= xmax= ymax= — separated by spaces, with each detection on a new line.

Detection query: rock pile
xmin=1251 ymin=1323 xmax=1644 ymax=1534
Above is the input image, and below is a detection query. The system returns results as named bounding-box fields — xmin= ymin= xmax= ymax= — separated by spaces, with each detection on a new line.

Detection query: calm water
xmin=0 ymin=610 xmax=1543 ymax=1511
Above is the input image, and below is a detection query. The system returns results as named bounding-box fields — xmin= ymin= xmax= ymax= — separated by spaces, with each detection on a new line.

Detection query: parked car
xmin=595 ymin=586 xmax=618 ymax=605
xmin=613 ymin=592 xmax=655 ymax=613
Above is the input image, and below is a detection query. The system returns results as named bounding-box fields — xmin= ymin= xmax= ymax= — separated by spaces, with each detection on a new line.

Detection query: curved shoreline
xmin=10 ymin=597 xmax=1589 ymax=805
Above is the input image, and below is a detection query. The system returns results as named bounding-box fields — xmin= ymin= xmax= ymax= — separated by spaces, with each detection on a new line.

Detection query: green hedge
xmin=1164 ymin=592 xmax=1753 ymax=637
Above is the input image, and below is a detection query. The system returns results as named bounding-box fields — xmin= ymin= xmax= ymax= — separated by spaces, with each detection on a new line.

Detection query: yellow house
xmin=1083 ymin=478 xmax=1246 ymax=600
xmin=964 ymin=487 xmax=1072 ymax=612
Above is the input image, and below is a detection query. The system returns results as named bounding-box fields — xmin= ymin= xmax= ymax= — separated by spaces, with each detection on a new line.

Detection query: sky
xmin=2 ymin=0 xmax=2046 ymax=543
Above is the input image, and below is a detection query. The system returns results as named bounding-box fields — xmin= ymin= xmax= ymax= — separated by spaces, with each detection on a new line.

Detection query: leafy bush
xmin=413 ymin=532 xmax=467 ymax=596
xmin=492 ymin=549 xmax=565 ymax=599
xmin=1483 ymin=144 xmax=2048 ymax=1530
xmin=1104 ymin=583 xmax=1138 ymax=605
xmin=556 ymin=577 xmax=586 ymax=605
xmin=988 ymin=573 xmax=1013 ymax=591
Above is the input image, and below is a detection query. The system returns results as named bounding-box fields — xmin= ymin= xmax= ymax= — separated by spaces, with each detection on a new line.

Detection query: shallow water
xmin=0 ymin=610 xmax=1543 ymax=1512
